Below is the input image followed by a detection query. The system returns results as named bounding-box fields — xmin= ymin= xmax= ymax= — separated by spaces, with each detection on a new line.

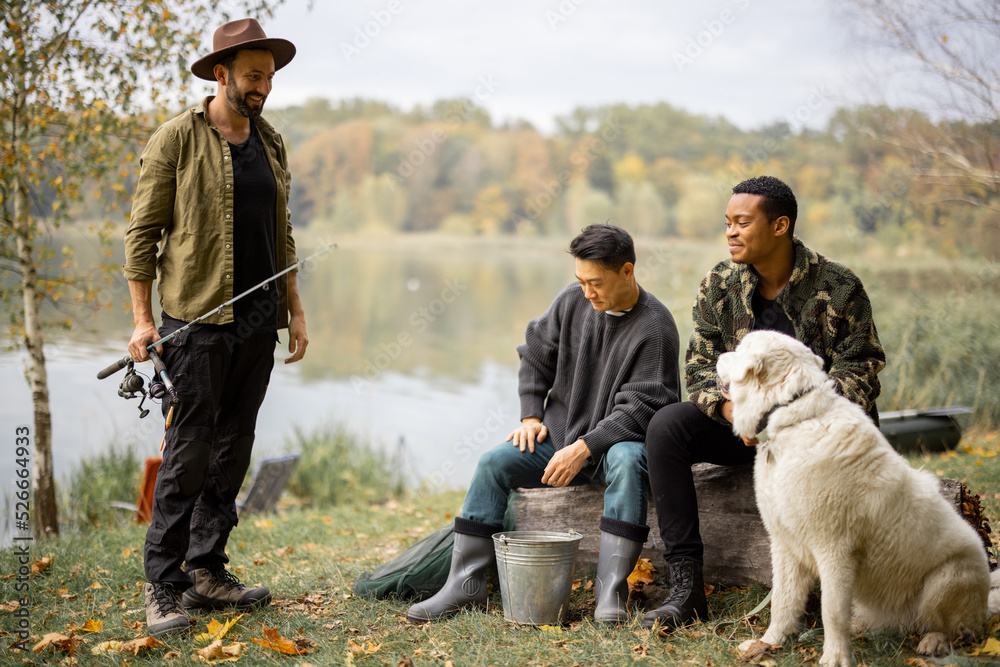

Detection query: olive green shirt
xmin=123 ymin=97 xmax=297 ymax=327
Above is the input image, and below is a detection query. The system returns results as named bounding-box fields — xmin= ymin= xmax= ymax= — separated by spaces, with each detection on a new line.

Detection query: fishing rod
xmin=153 ymin=241 xmax=337 ymax=350
xmin=96 ymin=241 xmax=337 ymax=420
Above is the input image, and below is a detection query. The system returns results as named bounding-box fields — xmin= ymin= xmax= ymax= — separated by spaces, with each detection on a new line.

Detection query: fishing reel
xmin=115 ymin=359 xmax=161 ymax=418
xmin=98 ymin=350 xmax=177 ymax=419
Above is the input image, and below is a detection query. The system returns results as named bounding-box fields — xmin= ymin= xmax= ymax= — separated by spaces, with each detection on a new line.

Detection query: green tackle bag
xmin=352 ymin=523 xmax=456 ymax=600
xmin=352 ymin=507 xmax=515 ymax=601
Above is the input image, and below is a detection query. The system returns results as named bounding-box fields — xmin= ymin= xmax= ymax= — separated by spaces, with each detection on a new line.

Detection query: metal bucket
xmin=493 ymin=530 xmax=583 ymax=625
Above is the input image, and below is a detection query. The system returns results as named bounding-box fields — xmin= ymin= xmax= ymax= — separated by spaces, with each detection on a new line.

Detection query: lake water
xmin=2 ymin=233 xmax=998 ymax=510
xmin=0 ymin=235 xmax=713 ymax=501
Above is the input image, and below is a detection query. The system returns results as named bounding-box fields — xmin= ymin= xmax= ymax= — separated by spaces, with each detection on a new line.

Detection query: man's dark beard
xmin=226 ymin=77 xmax=262 ymax=118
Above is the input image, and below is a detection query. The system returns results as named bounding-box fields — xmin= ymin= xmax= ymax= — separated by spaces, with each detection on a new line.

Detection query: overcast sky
xmin=201 ymin=0 xmax=879 ymax=133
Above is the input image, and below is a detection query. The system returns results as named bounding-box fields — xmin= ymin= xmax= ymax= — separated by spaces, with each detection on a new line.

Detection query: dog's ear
xmin=750 ymin=348 xmax=771 ymax=384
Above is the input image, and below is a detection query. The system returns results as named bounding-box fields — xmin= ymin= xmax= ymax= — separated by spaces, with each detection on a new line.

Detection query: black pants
xmin=646 ymin=401 xmax=756 ymax=565
xmin=144 ymin=317 xmax=276 ymax=589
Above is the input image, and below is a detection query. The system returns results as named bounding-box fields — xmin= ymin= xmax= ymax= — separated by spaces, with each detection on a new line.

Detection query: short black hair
xmin=568 ymin=224 xmax=636 ymax=272
xmin=732 ymin=175 xmax=798 ymax=234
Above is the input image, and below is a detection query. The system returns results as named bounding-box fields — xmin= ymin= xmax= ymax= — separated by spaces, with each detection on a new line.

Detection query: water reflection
xmin=3 ymin=234 xmax=998 ymax=509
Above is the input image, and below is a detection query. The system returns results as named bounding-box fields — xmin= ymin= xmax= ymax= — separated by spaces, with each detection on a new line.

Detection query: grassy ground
xmin=4 ymin=436 xmax=1000 ymax=666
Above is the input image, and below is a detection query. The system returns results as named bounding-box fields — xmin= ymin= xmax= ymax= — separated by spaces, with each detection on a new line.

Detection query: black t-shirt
xmin=751 ymin=288 xmax=796 ymax=338
xmin=229 ymin=122 xmax=278 ymax=331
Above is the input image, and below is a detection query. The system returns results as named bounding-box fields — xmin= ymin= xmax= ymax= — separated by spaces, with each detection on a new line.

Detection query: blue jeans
xmin=461 ymin=439 xmax=648 ymax=528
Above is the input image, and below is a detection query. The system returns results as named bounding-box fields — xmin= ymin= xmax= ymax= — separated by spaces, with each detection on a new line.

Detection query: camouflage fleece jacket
xmin=687 ymin=236 xmax=885 ymax=425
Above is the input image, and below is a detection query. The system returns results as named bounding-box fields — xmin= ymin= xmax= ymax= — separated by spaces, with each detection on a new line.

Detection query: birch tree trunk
xmin=9 ymin=15 xmax=59 ymax=536
xmin=15 ymin=172 xmax=58 ymax=538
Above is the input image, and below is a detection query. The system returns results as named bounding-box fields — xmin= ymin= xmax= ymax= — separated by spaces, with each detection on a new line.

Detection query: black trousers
xmin=144 ymin=317 xmax=276 ymax=588
xmin=646 ymin=401 xmax=756 ymax=565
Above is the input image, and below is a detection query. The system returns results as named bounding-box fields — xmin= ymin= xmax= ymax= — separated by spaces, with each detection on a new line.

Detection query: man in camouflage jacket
xmin=687 ymin=236 xmax=883 ymax=425
xmin=641 ymin=175 xmax=885 ymax=630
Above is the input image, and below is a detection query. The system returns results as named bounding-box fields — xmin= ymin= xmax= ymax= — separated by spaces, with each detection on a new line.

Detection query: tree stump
xmin=509 ymin=463 xmax=968 ymax=586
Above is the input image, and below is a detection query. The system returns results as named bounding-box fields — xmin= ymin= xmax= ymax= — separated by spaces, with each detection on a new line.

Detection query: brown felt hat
xmin=190 ymin=18 xmax=295 ymax=81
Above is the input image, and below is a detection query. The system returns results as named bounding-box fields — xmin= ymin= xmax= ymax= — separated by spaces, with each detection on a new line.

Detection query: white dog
xmin=719 ymin=331 xmax=999 ymax=667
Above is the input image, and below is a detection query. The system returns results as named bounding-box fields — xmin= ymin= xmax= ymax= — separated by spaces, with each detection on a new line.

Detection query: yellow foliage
xmin=613 ymin=153 xmax=647 ymax=186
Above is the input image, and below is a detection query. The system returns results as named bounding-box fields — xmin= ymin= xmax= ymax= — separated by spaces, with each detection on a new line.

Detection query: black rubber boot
xmin=593 ymin=531 xmax=645 ymax=624
xmin=406 ymin=530 xmax=497 ymax=623
xmin=642 ymin=559 xmax=707 ymax=629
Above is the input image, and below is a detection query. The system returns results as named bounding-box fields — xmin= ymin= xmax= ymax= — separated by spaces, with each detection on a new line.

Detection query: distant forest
xmin=106 ymin=97 xmax=1000 ymax=258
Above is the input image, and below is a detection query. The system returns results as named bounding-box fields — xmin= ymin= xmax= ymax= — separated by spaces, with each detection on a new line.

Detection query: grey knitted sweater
xmin=517 ymin=283 xmax=681 ymax=477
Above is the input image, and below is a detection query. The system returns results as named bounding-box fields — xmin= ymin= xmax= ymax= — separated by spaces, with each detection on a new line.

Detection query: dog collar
xmin=753 ymin=385 xmax=819 ymax=442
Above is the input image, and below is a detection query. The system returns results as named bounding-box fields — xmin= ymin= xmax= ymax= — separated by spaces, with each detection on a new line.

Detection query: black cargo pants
xmin=143 ymin=316 xmax=276 ymax=589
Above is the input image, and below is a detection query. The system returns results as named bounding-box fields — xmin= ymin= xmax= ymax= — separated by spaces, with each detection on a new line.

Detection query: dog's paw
xmin=818 ymin=648 xmax=854 ymax=667
xmin=917 ymin=631 xmax=951 ymax=657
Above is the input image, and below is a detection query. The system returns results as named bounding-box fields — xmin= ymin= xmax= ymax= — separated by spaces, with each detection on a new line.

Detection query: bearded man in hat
xmin=123 ymin=18 xmax=307 ymax=637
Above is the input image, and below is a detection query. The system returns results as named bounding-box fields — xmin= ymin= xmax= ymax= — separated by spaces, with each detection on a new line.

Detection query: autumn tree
xmin=1 ymin=0 xmax=283 ymax=537
xmin=840 ymin=0 xmax=1000 ymax=234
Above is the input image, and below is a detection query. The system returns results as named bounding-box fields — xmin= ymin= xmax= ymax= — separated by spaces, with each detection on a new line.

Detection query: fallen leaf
xmin=92 ymin=641 xmax=124 ymax=654
xmin=78 ymin=619 xmax=103 ymax=633
xmin=120 ymin=636 xmax=163 ymax=654
xmin=972 ymin=636 xmax=1000 ymax=656
xmin=33 ymin=633 xmax=80 ymax=653
xmin=739 ymin=639 xmax=773 ymax=661
xmin=253 ymin=626 xmax=311 ymax=655
xmin=121 ymin=548 xmax=132 ymax=558
xmin=90 ymin=581 xmax=104 ymax=590
xmin=571 ymin=579 xmax=582 ymax=591
xmin=164 ymin=650 xmax=181 ymax=659
xmin=903 ymin=659 xmax=929 ymax=666
xmin=347 ymin=638 xmax=381 ymax=655
xmin=195 ymin=639 xmax=247 ymax=662
xmin=398 ymin=658 xmax=415 ymax=667
xmin=0 ymin=600 xmax=19 ymax=612
xmin=627 ymin=558 xmax=656 ymax=589
xmin=254 ymin=519 xmax=274 ymax=529
xmin=195 ymin=614 xmax=244 ymax=643
xmin=32 ymin=557 xmax=54 ymax=574
xmin=276 ymin=546 xmax=294 ymax=557
xmin=538 ymin=625 xmax=563 ymax=635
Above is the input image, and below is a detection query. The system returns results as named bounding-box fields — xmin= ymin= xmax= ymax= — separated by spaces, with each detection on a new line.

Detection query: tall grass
xmin=861 ymin=258 xmax=1000 ymax=430
xmin=58 ymin=440 xmax=142 ymax=530
xmin=35 ymin=424 xmax=402 ymax=539
xmin=284 ymin=425 xmax=406 ymax=506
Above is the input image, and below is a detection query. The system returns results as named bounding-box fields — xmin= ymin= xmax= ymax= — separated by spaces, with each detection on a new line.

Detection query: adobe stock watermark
xmin=514 ymin=114 xmax=625 ymax=229
xmin=673 ymin=0 xmax=752 ymax=72
xmin=389 ymin=75 xmax=501 ymax=190
xmin=340 ymin=0 xmax=409 ymax=63
xmin=350 ymin=278 xmax=468 ymax=392
xmin=633 ymin=244 xmax=678 ymax=285
xmin=413 ymin=406 xmax=509 ymax=497
xmin=842 ymin=180 xmax=909 ymax=240
xmin=715 ymin=84 xmax=830 ymax=196
xmin=546 ymin=0 xmax=589 ymax=31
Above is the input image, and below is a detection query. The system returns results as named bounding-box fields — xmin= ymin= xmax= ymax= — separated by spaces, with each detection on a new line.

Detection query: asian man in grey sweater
xmin=408 ymin=224 xmax=681 ymax=625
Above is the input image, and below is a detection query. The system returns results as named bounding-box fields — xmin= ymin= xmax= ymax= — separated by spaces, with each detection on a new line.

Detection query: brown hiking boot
xmin=144 ymin=582 xmax=190 ymax=637
xmin=182 ymin=567 xmax=272 ymax=611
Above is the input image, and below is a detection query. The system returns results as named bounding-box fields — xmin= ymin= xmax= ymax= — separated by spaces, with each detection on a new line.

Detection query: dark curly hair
xmin=568 ymin=223 xmax=635 ymax=272
xmin=732 ymin=176 xmax=798 ymax=235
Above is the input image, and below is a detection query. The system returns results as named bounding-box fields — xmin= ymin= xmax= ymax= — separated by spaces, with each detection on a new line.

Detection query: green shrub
xmin=58 ymin=440 xmax=142 ymax=530
xmin=284 ymin=425 xmax=405 ymax=506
